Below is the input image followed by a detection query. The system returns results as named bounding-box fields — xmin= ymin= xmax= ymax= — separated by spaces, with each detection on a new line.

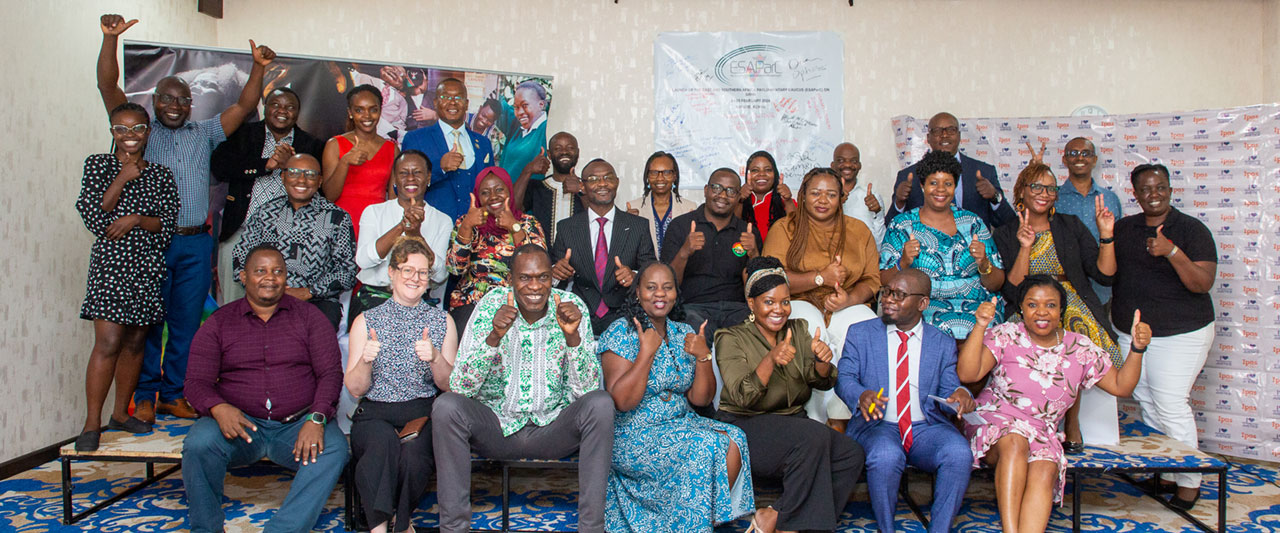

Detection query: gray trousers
xmin=432 ymin=390 xmax=614 ymax=533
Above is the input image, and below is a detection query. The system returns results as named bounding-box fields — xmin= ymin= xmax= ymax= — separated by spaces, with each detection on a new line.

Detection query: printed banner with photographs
xmin=122 ymin=40 xmax=552 ymax=182
xmin=893 ymin=106 xmax=1280 ymax=461
xmin=654 ymin=32 xmax=844 ymax=188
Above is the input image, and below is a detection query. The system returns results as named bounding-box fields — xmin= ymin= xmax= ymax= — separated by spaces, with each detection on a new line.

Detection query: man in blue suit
xmin=401 ymin=77 xmax=495 ymax=223
xmin=837 ymin=268 xmax=975 ymax=533
xmin=886 ymin=112 xmax=1016 ymax=229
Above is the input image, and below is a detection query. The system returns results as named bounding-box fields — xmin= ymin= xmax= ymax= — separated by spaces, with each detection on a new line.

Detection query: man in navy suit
xmin=886 ymin=112 xmax=1016 ymax=229
xmin=837 ymin=268 xmax=975 ymax=533
xmin=401 ymin=77 xmax=495 ymax=223
xmin=550 ymin=159 xmax=656 ymax=335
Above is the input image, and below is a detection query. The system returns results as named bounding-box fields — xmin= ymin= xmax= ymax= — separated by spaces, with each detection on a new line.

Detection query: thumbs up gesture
xmin=769 ymin=328 xmax=797 ymax=367
xmin=823 ymin=282 xmax=849 ymax=313
xmin=900 ymin=232 xmax=921 ymax=269
xmin=737 ymin=222 xmax=759 ymax=257
xmin=811 ymin=327 xmax=833 ymax=363
xmin=863 ymin=183 xmax=882 ymax=213
xmin=554 ymin=293 xmax=582 ymax=338
xmin=523 ymin=146 xmax=550 ymax=176
xmin=1146 ymin=224 xmax=1176 ymax=257
xmin=341 ymin=136 xmax=370 ymax=166
xmin=460 ymin=192 xmax=487 ymax=238
xmin=683 ymin=220 xmax=706 ymax=255
xmin=975 ymin=296 xmax=999 ymax=329
xmin=969 ymin=239 xmax=988 ymax=262
xmin=819 ymin=254 xmax=848 ymax=288
xmin=490 ymin=292 xmax=520 ymax=341
xmin=1129 ymin=309 xmax=1152 ymax=352
xmin=614 ymin=256 xmax=635 ymax=287
xmin=552 ymin=248 xmax=576 ymax=281
xmin=100 ymin=14 xmax=139 ymax=36
xmin=974 ymin=169 xmax=1000 ymax=201
xmin=249 ymin=39 xmax=276 ymax=68
xmin=626 ymin=201 xmax=640 ymax=216
xmin=441 ymin=140 xmax=464 ymax=172
xmin=415 ymin=326 xmax=437 ymax=362
xmin=895 ymin=172 xmax=914 ymax=205
xmin=361 ymin=329 xmax=382 ymax=364
xmin=684 ymin=320 xmax=711 ymax=361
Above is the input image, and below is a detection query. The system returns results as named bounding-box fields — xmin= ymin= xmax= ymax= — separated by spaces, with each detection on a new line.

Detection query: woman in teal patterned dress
xmin=598 ymin=262 xmax=753 ymax=532
xmin=880 ymin=150 xmax=1005 ymax=339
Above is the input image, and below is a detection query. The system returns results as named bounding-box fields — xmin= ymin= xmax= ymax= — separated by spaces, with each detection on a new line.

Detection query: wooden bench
xmin=57 ymin=417 xmax=193 ymax=525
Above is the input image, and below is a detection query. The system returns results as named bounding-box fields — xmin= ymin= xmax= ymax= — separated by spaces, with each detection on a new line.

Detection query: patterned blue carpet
xmin=2 ymin=416 xmax=1278 ymax=532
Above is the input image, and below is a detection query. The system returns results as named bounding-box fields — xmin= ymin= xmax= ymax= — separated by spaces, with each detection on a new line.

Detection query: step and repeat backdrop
xmin=894 ymin=106 xmax=1280 ymax=461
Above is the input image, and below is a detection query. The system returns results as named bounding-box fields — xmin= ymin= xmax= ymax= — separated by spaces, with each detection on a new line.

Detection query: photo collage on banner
xmin=121 ymin=40 xmax=553 ymax=234
xmin=894 ymin=106 xmax=1280 ymax=461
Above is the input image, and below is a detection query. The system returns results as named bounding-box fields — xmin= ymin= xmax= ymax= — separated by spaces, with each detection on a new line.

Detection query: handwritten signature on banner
xmin=788 ymin=57 xmax=827 ymax=82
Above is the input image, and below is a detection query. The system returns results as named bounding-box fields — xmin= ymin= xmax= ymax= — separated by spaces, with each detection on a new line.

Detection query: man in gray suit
xmin=550 ymin=158 xmax=657 ymax=335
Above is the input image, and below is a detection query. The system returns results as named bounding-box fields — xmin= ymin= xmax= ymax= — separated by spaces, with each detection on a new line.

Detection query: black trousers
xmin=349 ymin=397 xmax=436 ymax=529
xmin=310 ymin=298 xmax=344 ymax=332
xmin=718 ymin=410 xmax=865 ymax=532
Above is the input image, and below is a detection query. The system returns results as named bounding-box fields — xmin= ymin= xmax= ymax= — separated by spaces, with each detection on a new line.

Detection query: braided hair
xmin=640 ymin=151 xmax=682 ymax=203
xmin=738 ymin=151 xmax=787 ymax=229
xmin=784 ymin=167 xmax=847 ymax=273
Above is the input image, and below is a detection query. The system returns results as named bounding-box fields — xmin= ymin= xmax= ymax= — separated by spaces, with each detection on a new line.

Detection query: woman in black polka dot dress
xmin=74 ymin=103 xmax=180 ymax=451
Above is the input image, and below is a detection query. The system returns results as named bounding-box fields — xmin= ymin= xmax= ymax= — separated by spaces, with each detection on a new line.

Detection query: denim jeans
xmin=182 ymin=415 xmax=349 ymax=532
xmin=138 ymin=232 xmax=213 ymax=404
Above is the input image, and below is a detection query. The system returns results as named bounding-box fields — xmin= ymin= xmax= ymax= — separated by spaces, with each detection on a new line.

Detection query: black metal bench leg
xmin=1218 ymin=468 xmax=1227 ymax=533
xmin=1072 ymin=470 xmax=1081 ymax=533
xmin=502 ymin=463 xmax=511 ymax=533
xmin=61 ymin=457 xmax=72 ymax=525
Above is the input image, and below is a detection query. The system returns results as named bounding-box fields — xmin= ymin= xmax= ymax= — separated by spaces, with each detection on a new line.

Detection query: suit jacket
xmin=210 ymin=121 xmax=325 ymax=242
xmin=401 ymin=124 xmax=495 ymax=223
xmin=836 ymin=318 xmax=966 ymax=439
xmin=992 ymin=212 xmax=1116 ymax=340
xmin=550 ymin=208 xmax=656 ymax=333
xmin=886 ymin=152 xmax=1016 ymax=229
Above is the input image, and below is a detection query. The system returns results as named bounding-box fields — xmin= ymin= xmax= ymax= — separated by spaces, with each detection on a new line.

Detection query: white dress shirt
xmin=588 ymin=207 xmax=617 ymax=259
xmin=884 ymin=320 xmax=926 ymax=424
xmin=355 ymin=198 xmax=452 ymax=287
xmin=439 ymin=120 xmax=476 ymax=170
xmin=521 ymin=113 xmax=547 ymax=139
xmin=842 ymin=181 xmax=886 ymax=245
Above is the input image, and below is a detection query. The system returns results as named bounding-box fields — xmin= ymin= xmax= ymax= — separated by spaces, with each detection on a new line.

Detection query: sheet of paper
xmin=928 ymin=394 xmax=958 ymax=413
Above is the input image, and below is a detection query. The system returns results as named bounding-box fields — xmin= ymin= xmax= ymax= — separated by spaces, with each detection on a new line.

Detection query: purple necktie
xmin=594 ymin=217 xmax=609 ymax=317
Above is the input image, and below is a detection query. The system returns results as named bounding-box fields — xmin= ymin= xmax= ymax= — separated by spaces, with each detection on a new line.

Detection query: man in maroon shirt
xmin=181 ymin=243 xmax=348 ymax=533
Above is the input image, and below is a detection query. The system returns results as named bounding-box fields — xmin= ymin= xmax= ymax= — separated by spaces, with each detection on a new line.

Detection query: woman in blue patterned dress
xmin=880 ymin=150 xmax=1005 ymax=339
xmin=598 ymin=262 xmax=754 ymax=532
xmin=346 ymin=236 xmax=459 ymax=533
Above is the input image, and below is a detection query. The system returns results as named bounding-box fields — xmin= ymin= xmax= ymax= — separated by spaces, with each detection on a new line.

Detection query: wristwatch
xmin=511 ymin=222 xmax=523 ymax=233
xmin=814 ymin=274 xmax=825 ymax=287
xmin=305 ymin=412 xmax=327 ymax=425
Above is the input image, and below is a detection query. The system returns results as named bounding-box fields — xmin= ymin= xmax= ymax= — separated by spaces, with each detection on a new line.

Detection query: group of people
xmin=76 ymin=14 xmax=1219 ymax=533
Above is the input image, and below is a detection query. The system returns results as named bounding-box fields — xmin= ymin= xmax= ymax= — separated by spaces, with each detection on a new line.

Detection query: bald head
xmin=282 ymin=154 xmax=322 ymax=208
xmin=926 ymin=112 xmax=961 ymax=154
xmin=152 ymin=76 xmax=193 ymax=129
xmin=896 ymin=267 xmax=932 ymax=295
xmin=831 ymin=142 xmax=862 ymax=194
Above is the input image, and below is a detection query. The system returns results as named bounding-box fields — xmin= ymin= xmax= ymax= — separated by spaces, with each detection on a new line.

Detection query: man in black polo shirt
xmin=662 ymin=168 xmax=762 ymax=344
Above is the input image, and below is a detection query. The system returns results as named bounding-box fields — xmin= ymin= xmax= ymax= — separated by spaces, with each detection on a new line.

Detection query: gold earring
xmin=748 ymin=313 xmax=756 ymax=323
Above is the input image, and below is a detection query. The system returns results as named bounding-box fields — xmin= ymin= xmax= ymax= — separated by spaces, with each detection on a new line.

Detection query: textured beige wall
xmin=0 ymin=0 xmax=1273 ymax=462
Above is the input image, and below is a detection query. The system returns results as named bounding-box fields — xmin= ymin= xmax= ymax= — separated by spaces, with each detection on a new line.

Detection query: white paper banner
xmin=655 ymin=32 xmax=844 ymax=188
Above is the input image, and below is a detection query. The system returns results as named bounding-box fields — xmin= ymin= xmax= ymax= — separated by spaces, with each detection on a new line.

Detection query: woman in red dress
xmin=322 ymin=84 xmax=398 ymax=230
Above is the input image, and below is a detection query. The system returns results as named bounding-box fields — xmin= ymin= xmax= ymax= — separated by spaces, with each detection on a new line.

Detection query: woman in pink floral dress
xmin=957 ymin=274 xmax=1151 ymax=533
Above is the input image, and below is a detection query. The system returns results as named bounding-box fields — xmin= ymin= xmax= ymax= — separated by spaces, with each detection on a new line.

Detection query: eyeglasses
xmin=1136 ymin=185 xmax=1171 ymax=195
xmin=1027 ymin=183 xmax=1059 ymax=195
xmin=929 ymin=126 xmax=960 ymax=136
xmin=1065 ymin=150 xmax=1094 ymax=157
xmin=282 ymin=168 xmax=321 ymax=180
xmin=437 ymin=95 xmax=465 ymax=102
xmin=647 ymin=169 xmax=676 ymax=180
xmin=582 ymin=174 xmax=618 ymax=185
xmin=878 ymin=287 xmax=927 ymax=302
xmin=110 ymin=124 xmax=149 ymax=135
xmin=154 ymin=94 xmax=193 ymax=106
xmin=395 ymin=266 xmax=432 ymax=280
xmin=706 ymin=183 xmax=740 ymax=197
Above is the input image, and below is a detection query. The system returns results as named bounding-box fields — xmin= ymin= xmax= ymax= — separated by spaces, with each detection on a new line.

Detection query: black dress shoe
xmin=1170 ymin=490 xmax=1201 ymax=511
xmin=1144 ymin=476 xmax=1177 ymax=494
xmin=107 ymin=416 xmax=153 ymax=434
xmin=1065 ymin=441 xmax=1085 ymax=455
xmin=74 ymin=431 xmax=100 ymax=452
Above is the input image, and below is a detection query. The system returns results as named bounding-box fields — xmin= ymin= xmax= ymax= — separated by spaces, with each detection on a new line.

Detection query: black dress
xmin=76 ymin=154 xmax=179 ymax=326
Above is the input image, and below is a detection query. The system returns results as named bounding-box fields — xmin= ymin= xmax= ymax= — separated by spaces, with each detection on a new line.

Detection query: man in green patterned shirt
xmin=433 ymin=244 xmax=613 ymax=533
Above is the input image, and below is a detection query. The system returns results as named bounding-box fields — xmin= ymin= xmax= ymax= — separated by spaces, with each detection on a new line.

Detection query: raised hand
xmin=1026 ymin=140 xmax=1047 ymax=165
xmin=823 ymin=282 xmax=849 ymax=313
xmin=974 ymin=296 xmax=998 ymax=329
xmin=614 ymin=256 xmax=635 ymax=287
xmin=1016 ymin=208 xmax=1036 ymax=248
xmin=411 ymin=107 xmax=437 ymax=123
xmin=104 ymin=214 xmax=139 ymax=241
xmin=441 ymin=141 xmax=464 ymax=172
xmin=489 ymin=292 xmax=519 ymax=342
xmin=1146 ymin=224 xmax=1175 ymax=257
xmin=341 ymin=137 xmax=370 ymax=166
xmin=492 ymin=202 xmax=518 ymax=231
xmin=778 ymin=182 xmax=794 ymax=203
xmin=859 ymin=389 xmax=887 ymax=421
xmin=769 ymin=328 xmax=797 ymax=367
xmin=415 ymin=326 xmax=437 ymax=362
xmin=864 ymin=184 xmax=882 ymax=213
xmin=117 ymin=153 xmax=142 ymax=182
xmin=811 ymin=327 xmax=833 ymax=363
xmin=969 ymin=239 xmax=987 ymax=262
xmin=552 ymin=248 xmax=576 ymax=281
xmin=554 ymin=294 xmax=583 ymax=338
xmin=900 ymin=232 xmax=921 ymax=268
xmin=100 ymin=14 xmax=138 ymax=36
xmin=459 ymin=193 xmax=487 ymax=236
xmin=249 ymin=39 xmax=275 ymax=67
xmin=635 ymin=317 xmax=662 ymax=357
xmin=402 ymin=197 xmax=424 ymax=235
xmin=974 ymin=170 xmax=999 ymax=201
xmin=738 ymin=223 xmax=758 ymax=257
xmin=819 ymin=254 xmax=848 ymax=288
xmin=1094 ymin=195 xmax=1115 ymax=240
xmin=684 ymin=321 xmax=711 ymax=361
xmin=1130 ymin=309 xmax=1152 ymax=351
xmin=683 ymin=220 xmax=706 ymax=254
xmin=626 ymin=201 xmax=639 ymax=216
xmin=361 ymin=329 xmax=381 ymax=364
xmin=523 ymin=147 xmax=550 ymax=176
xmin=265 ymin=142 xmax=294 ymax=170
xmin=563 ymin=174 xmax=583 ymax=195
xmin=895 ymin=172 xmax=914 ymax=205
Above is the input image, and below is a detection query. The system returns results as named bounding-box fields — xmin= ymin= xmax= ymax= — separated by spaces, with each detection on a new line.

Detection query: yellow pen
xmin=868 ymin=387 xmax=884 ymax=414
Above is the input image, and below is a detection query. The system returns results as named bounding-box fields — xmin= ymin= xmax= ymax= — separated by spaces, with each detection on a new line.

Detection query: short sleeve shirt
xmin=1111 ymin=208 xmax=1217 ymax=336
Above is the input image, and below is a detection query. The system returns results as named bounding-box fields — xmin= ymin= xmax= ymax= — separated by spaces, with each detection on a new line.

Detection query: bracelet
xmin=1167 ymin=246 xmax=1179 ymax=258
xmin=1098 ymin=236 xmax=1114 ymax=244
xmin=977 ymin=260 xmax=993 ymax=275
xmin=1130 ymin=345 xmax=1148 ymax=354
xmin=697 ymin=354 xmax=713 ymax=363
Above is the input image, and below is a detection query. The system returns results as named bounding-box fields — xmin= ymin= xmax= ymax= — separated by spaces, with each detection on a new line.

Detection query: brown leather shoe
xmin=134 ymin=399 xmax=156 ymax=425
xmin=157 ymin=398 xmax=198 ymax=419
